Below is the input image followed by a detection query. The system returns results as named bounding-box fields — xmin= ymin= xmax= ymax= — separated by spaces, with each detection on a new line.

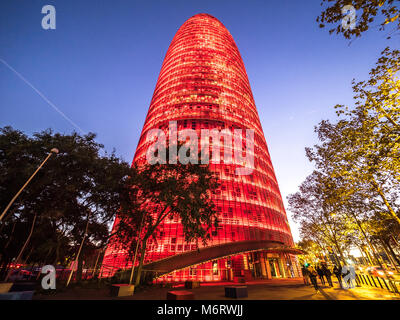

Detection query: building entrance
xmin=268 ymin=258 xmax=284 ymax=278
xmin=269 ymin=259 xmax=277 ymax=277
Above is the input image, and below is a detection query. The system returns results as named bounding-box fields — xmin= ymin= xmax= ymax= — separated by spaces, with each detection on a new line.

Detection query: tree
xmin=292 ymin=2 xmax=400 ymax=273
xmin=296 ymin=239 xmax=326 ymax=266
xmin=368 ymin=210 xmax=400 ymax=268
xmin=288 ymin=171 xmax=352 ymax=264
xmin=289 ymin=45 xmax=400 ymax=277
xmin=0 ymin=127 xmax=131 ymax=282
xmin=317 ymin=0 xmax=400 ymax=39
xmin=114 ymin=155 xmax=219 ymax=287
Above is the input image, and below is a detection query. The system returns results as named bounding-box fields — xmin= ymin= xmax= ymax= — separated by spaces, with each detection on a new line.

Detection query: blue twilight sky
xmin=0 ymin=0 xmax=396 ymax=241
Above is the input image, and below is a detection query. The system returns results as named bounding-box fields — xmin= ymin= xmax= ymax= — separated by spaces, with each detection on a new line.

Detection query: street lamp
xmin=0 ymin=148 xmax=59 ymax=222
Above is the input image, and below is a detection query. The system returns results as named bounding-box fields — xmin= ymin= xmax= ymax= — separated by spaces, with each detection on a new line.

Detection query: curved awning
xmin=142 ymin=240 xmax=303 ymax=276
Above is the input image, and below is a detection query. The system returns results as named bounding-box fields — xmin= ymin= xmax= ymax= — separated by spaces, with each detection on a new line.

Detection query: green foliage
xmin=0 ymin=127 xmax=131 ymax=281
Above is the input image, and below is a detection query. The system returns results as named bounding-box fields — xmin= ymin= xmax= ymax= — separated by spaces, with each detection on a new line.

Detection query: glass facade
xmin=102 ymin=13 xmax=300 ymax=281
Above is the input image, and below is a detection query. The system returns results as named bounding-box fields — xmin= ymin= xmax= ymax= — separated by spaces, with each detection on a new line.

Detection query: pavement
xmin=34 ymin=278 xmax=400 ymax=300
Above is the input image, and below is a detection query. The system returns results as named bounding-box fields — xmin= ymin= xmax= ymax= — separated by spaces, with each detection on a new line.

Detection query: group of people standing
xmin=301 ymin=262 xmax=343 ymax=291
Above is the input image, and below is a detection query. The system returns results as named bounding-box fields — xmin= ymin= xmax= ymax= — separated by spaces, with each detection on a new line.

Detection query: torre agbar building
xmin=102 ymin=14 xmax=302 ymax=282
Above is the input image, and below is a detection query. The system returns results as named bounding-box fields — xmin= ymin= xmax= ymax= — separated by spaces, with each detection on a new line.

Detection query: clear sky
xmin=0 ymin=0 xmax=395 ymax=241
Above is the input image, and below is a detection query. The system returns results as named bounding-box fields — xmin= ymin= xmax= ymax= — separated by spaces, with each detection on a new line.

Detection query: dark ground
xmin=34 ymin=278 xmax=400 ymax=300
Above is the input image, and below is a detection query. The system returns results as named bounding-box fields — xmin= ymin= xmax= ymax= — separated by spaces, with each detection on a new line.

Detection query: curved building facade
xmin=102 ymin=14 xmax=301 ymax=281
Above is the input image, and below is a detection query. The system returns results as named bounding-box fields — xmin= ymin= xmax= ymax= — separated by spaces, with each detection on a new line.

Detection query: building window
xmin=212 ymin=261 xmax=218 ymax=275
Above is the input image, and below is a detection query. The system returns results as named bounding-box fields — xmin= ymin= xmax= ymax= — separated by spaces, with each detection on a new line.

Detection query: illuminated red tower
xmin=102 ymin=14 xmax=301 ymax=281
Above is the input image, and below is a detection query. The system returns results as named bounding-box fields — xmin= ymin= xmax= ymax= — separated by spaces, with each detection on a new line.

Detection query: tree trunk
xmin=5 ymin=212 xmax=37 ymax=282
xmin=3 ymin=221 xmax=17 ymax=250
xmin=129 ymin=213 xmax=147 ymax=285
xmin=384 ymin=239 xmax=400 ymax=267
xmin=53 ymin=238 xmax=61 ymax=266
xmin=331 ymin=236 xmax=346 ymax=265
xmin=0 ymin=260 xmax=10 ymax=281
xmin=365 ymin=247 xmax=375 ymax=265
xmin=44 ymin=246 xmax=53 ymax=265
xmin=23 ymin=246 xmax=34 ymax=264
xmin=359 ymin=245 xmax=374 ymax=265
xmin=92 ymin=248 xmax=102 ymax=278
xmin=76 ymin=252 xmax=84 ymax=282
xmin=372 ymin=180 xmax=400 ymax=226
xmin=391 ymin=235 xmax=400 ymax=248
xmin=66 ymin=216 xmax=90 ymax=287
xmin=134 ymin=238 xmax=148 ymax=287
xmin=348 ymin=210 xmax=380 ymax=265
xmin=0 ymin=221 xmax=17 ymax=266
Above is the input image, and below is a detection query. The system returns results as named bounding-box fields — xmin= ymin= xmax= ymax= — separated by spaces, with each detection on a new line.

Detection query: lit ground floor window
xmin=152 ymin=251 xmax=301 ymax=283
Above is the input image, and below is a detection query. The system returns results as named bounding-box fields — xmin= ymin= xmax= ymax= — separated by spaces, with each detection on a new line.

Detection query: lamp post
xmin=0 ymin=148 xmax=59 ymax=222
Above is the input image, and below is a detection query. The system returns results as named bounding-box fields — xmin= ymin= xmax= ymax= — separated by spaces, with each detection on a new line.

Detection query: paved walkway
xmin=35 ymin=278 xmax=400 ymax=300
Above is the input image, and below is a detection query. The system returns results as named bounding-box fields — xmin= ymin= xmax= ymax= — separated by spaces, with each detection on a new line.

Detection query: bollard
xmin=355 ymin=274 xmax=361 ymax=287
xmin=375 ymin=277 xmax=384 ymax=289
xmin=381 ymin=278 xmax=391 ymax=291
xmin=370 ymin=276 xmax=377 ymax=288
xmin=225 ymin=286 xmax=248 ymax=299
xmin=167 ymin=291 xmax=195 ymax=300
xmin=366 ymin=275 xmax=373 ymax=287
